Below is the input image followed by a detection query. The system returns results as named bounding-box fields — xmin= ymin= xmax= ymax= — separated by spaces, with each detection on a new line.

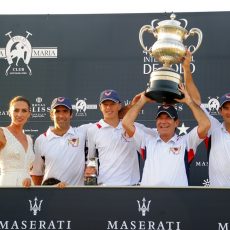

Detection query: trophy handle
xmin=151 ymin=19 xmax=159 ymax=29
xmin=179 ymin=18 xmax=188 ymax=28
xmin=185 ymin=28 xmax=203 ymax=54
xmin=139 ymin=25 xmax=156 ymax=54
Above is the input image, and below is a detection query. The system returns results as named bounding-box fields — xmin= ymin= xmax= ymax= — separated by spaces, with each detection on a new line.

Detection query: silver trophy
xmin=139 ymin=13 xmax=203 ymax=103
xmin=84 ymin=157 xmax=98 ymax=185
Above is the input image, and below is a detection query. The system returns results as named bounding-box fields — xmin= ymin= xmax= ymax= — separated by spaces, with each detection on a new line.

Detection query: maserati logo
xmin=29 ymin=197 xmax=43 ymax=216
xmin=137 ymin=197 xmax=151 ymax=216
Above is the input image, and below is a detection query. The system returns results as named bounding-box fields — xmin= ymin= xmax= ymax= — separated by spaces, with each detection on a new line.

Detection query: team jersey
xmin=31 ymin=125 xmax=89 ymax=186
xmin=133 ymin=125 xmax=203 ymax=186
xmin=87 ymin=119 xmax=140 ymax=185
xmin=201 ymin=105 xmax=230 ymax=186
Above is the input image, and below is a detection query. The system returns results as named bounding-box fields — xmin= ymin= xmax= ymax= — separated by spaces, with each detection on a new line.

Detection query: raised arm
xmin=176 ymin=83 xmax=210 ymax=139
xmin=118 ymin=92 xmax=142 ymax=119
xmin=183 ymin=50 xmax=201 ymax=105
xmin=122 ymin=92 xmax=153 ymax=137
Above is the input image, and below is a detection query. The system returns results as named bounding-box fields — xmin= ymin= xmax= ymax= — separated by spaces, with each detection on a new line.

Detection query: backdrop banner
xmin=0 ymin=187 xmax=229 ymax=230
xmin=0 ymin=12 xmax=229 ymax=185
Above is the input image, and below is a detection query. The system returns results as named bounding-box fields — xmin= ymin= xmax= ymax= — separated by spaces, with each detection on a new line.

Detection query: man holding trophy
xmin=121 ymin=14 xmax=210 ymax=186
xmin=122 ymin=52 xmax=210 ymax=186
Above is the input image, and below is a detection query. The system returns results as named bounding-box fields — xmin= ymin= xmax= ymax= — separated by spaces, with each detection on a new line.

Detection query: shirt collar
xmin=156 ymin=133 xmax=178 ymax=143
xmin=221 ymin=123 xmax=229 ymax=133
xmin=46 ymin=126 xmax=75 ymax=140
xmin=98 ymin=119 xmax=122 ymax=129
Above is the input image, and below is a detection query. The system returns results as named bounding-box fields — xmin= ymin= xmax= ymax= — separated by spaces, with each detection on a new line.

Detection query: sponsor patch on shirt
xmin=169 ymin=146 xmax=181 ymax=155
xmin=68 ymin=138 xmax=79 ymax=147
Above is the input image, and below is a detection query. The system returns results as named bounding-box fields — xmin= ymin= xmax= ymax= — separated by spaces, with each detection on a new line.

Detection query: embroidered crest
xmin=68 ymin=138 xmax=79 ymax=147
xmin=104 ymin=90 xmax=112 ymax=96
xmin=169 ymin=146 xmax=181 ymax=155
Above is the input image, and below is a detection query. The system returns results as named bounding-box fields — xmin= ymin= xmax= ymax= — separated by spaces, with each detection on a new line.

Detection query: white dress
xmin=0 ymin=127 xmax=35 ymax=186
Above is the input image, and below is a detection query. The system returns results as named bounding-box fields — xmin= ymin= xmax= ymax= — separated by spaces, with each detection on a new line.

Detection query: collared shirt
xmin=31 ymin=125 xmax=89 ymax=186
xmin=133 ymin=125 xmax=202 ymax=186
xmin=87 ymin=119 xmax=140 ymax=185
xmin=201 ymin=105 xmax=230 ymax=187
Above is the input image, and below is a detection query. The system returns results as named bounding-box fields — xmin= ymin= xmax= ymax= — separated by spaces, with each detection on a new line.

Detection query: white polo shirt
xmin=201 ymin=105 xmax=230 ymax=186
xmin=31 ymin=125 xmax=89 ymax=186
xmin=133 ymin=125 xmax=202 ymax=186
xmin=87 ymin=119 xmax=140 ymax=186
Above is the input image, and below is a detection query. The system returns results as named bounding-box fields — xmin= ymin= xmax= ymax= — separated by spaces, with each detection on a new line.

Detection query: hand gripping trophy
xmin=84 ymin=157 xmax=98 ymax=185
xmin=139 ymin=13 xmax=202 ymax=103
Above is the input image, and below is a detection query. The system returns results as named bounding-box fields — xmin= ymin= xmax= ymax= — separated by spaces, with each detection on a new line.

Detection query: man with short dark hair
xmin=122 ymin=83 xmax=210 ymax=186
xmin=206 ymin=94 xmax=230 ymax=186
xmin=31 ymin=97 xmax=89 ymax=187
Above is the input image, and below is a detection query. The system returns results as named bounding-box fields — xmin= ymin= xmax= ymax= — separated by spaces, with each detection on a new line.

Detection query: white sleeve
xmin=86 ymin=125 xmax=97 ymax=161
xmin=134 ymin=122 xmax=157 ymax=136
xmin=133 ymin=123 xmax=158 ymax=152
xmin=77 ymin=123 xmax=92 ymax=137
xmin=30 ymin=136 xmax=45 ymax=176
xmin=185 ymin=126 xmax=203 ymax=155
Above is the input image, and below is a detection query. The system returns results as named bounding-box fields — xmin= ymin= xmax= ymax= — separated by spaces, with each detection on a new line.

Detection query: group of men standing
xmin=30 ymin=51 xmax=230 ymax=187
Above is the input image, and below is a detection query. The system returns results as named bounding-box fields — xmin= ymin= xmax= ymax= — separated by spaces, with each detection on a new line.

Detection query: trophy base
xmin=145 ymin=68 xmax=184 ymax=103
xmin=84 ymin=176 xmax=97 ymax=185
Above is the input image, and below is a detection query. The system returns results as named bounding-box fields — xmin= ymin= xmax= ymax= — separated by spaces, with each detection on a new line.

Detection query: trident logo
xmin=137 ymin=197 xmax=151 ymax=216
xmin=29 ymin=197 xmax=43 ymax=216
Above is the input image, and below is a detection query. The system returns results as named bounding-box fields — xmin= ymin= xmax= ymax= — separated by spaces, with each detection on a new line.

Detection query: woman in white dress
xmin=0 ymin=96 xmax=34 ymax=187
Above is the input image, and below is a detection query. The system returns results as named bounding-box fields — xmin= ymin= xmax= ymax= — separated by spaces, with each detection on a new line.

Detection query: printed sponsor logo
xmin=0 ymin=31 xmax=57 ymax=76
xmin=0 ymin=196 xmax=72 ymax=229
xmin=202 ymin=96 xmax=220 ymax=116
xmin=73 ymin=98 xmax=97 ymax=117
xmin=106 ymin=197 xmax=181 ymax=230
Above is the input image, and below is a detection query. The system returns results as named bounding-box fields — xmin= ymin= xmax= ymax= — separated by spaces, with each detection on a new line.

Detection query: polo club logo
xmin=0 ymin=30 xmax=58 ymax=76
xmin=5 ymin=31 xmax=32 ymax=76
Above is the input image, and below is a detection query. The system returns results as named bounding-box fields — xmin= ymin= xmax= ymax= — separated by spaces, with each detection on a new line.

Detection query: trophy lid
xmin=157 ymin=13 xmax=185 ymax=28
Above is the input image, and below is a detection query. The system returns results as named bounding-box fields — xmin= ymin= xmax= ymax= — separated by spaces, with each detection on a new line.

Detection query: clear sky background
xmin=1 ymin=0 xmax=230 ymax=14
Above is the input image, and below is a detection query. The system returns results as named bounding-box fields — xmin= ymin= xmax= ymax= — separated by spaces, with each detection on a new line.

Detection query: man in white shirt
xmin=85 ymin=89 xmax=140 ymax=186
xmin=183 ymin=51 xmax=230 ymax=187
xmin=31 ymin=97 xmax=89 ymax=187
xmin=122 ymin=83 xmax=210 ymax=186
